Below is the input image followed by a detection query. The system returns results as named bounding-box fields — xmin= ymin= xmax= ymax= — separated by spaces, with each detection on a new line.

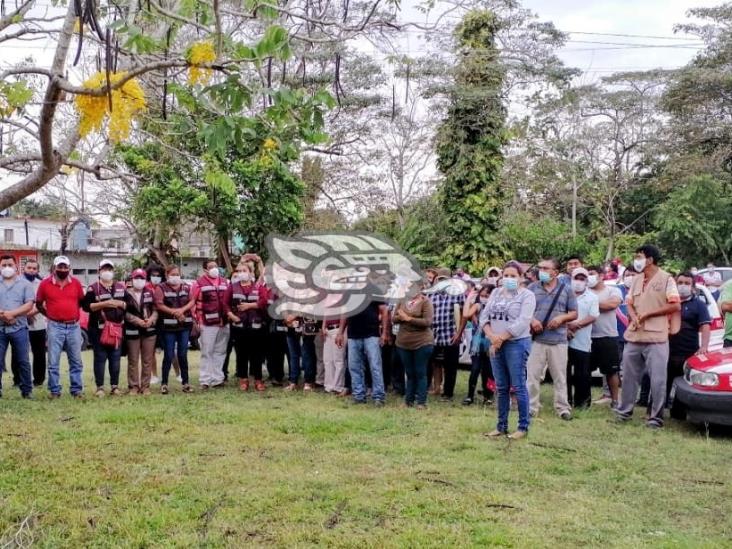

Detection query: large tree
xmin=435 ymin=9 xmax=507 ymax=269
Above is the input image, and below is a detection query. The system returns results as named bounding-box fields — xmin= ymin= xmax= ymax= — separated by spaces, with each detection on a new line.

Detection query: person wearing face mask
xmin=124 ymin=269 xmax=158 ymax=395
xmin=565 ymin=269 xmax=599 ymax=410
xmin=21 ymin=259 xmax=47 ymax=387
xmin=144 ymin=264 xmax=167 ymax=384
xmin=35 ymin=256 xmax=86 ymax=398
xmin=153 ymin=265 xmax=195 ymax=394
xmin=82 ymin=259 xmax=127 ymax=397
xmin=224 ymin=263 xmax=268 ymax=392
xmin=191 ymin=260 xmax=230 ymax=389
xmin=585 ymin=266 xmax=624 ymax=408
xmin=462 ymin=283 xmax=496 ymax=406
xmin=480 ymin=261 xmax=536 ymax=439
xmin=615 ymin=245 xmax=681 ymax=429
xmin=0 ymin=255 xmax=35 ymax=399
xmin=526 ymin=258 xmax=578 ymax=420
xmin=703 ymin=263 xmax=723 ymax=300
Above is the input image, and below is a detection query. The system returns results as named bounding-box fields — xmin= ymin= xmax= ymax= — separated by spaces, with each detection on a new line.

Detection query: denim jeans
xmin=91 ymin=336 xmax=122 ymax=388
xmin=47 ymin=320 xmax=84 ymax=396
xmin=397 ymin=345 xmax=433 ymax=406
xmin=162 ymin=329 xmax=190 ymax=385
xmin=492 ymin=337 xmax=531 ymax=433
xmin=348 ymin=336 xmax=385 ymax=402
xmin=0 ymin=328 xmax=32 ymax=396
xmin=287 ymin=332 xmax=316 ymax=384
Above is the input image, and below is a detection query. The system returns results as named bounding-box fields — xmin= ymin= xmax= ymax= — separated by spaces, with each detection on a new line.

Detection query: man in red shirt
xmin=35 ymin=256 xmax=86 ymax=398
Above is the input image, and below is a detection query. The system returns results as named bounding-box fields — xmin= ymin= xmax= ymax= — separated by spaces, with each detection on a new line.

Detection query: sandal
xmin=484 ymin=430 xmax=507 ymax=438
xmin=182 ymin=384 xmax=193 ymax=393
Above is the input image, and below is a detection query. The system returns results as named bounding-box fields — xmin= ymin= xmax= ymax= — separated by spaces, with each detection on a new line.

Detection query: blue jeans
xmin=492 ymin=337 xmax=531 ymax=433
xmin=162 ymin=329 xmax=190 ymax=385
xmin=91 ymin=336 xmax=122 ymax=388
xmin=0 ymin=328 xmax=32 ymax=395
xmin=397 ymin=345 xmax=433 ymax=406
xmin=47 ymin=321 xmax=84 ymax=396
xmin=287 ymin=333 xmax=316 ymax=384
xmin=348 ymin=337 xmax=385 ymax=402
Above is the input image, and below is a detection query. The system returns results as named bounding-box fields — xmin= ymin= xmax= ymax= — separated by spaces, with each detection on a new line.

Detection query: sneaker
xmin=593 ymin=395 xmax=613 ymax=406
xmin=150 ymin=376 xmax=160 ymax=385
xmin=200 ymin=384 xmax=210 ymax=391
xmin=336 ymin=390 xmax=350 ymax=397
xmin=176 ymin=375 xmax=183 ymax=383
xmin=484 ymin=430 xmax=507 ymax=438
xmin=21 ymin=393 xmax=33 ymax=400
xmin=239 ymin=379 xmax=249 ymax=392
xmin=462 ymin=397 xmax=474 ymax=406
xmin=508 ymin=430 xmax=528 ymax=440
xmin=182 ymin=384 xmax=193 ymax=393
xmin=415 ymin=404 xmax=427 ymax=410
xmin=529 ymin=410 xmax=538 ymax=418
xmin=95 ymin=387 xmax=106 ymax=398
xmin=482 ymin=398 xmax=494 ymax=406
xmin=110 ymin=386 xmax=122 ymax=396
xmin=646 ymin=421 xmax=663 ymax=430
xmin=49 ymin=393 xmax=61 ymax=400
xmin=374 ymin=400 xmax=385 ymax=408
xmin=611 ymin=400 xmax=619 ymax=410
xmin=161 ymin=384 xmax=169 ymax=395
xmin=614 ymin=412 xmax=631 ymax=423
xmin=303 ymin=383 xmax=314 ymax=392
xmin=560 ymin=411 xmax=573 ymax=421
xmin=284 ymin=383 xmax=297 ymax=391
xmin=254 ymin=380 xmax=266 ymax=392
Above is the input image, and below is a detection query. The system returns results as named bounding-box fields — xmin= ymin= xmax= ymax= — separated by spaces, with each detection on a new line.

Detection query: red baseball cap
xmin=131 ymin=268 xmax=147 ymax=279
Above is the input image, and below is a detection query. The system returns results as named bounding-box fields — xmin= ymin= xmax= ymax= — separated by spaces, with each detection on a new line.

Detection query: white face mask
xmin=208 ymin=267 xmax=220 ymax=279
xmin=677 ymin=284 xmax=692 ymax=299
xmin=572 ymin=280 xmax=587 ymax=293
xmin=100 ymin=271 xmax=114 ymax=282
xmin=1 ymin=266 xmax=15 ymax=279
xmin=623 ymin=277 xmax=634 ymax=289
xmin=690 ymin=269 xmax=698 ymax=276
xmin=168 ymin=275 xmax=181 ymax=286
xmin=587 ymin=275 xmax=599 ymax=288
xmin=239 ymin=272 xmax=252 ymax=283
xmin=150 ymin=276 xmax=162 ymax=285
xmin=132 ymin=279 xmax=146 ymax=290
xmin=633 ymin=258 xmax=647 ymax=273
xmin=479 ymin=297 xmax=489 ymax=305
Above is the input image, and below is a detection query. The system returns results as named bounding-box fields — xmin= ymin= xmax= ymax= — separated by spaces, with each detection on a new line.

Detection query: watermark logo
xmin=265 ymin=232 xmax=429 ymax=320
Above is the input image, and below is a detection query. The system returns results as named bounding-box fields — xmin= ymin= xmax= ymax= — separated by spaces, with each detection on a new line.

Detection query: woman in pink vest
xmin=124 ymin=269 xmax=158 ymax=395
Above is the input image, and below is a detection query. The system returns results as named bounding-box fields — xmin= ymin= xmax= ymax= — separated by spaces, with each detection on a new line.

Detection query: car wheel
xmin=670 ymin=399 xmax=687 ymax=421
xmin=80 ymin=329 xmax=89 ymax=351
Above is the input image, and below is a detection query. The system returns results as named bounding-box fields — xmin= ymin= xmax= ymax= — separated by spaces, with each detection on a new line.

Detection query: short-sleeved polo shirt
xmin=529 ymin=281 xmax=578 ymax=345
xmin=0 ymin=276 xmax=35 ymax=333
xmin=35 ymin=275 xmax=85 ymax=322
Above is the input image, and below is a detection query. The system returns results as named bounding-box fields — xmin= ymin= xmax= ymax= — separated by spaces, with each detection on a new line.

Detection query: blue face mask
xmin=539 ymin=271 xmax=551 ymax=284
xmin=503 ymin=278 xmax=518 ymax=291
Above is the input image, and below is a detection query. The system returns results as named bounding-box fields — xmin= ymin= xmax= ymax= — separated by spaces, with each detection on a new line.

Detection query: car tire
xmin=670 ymin=399 xmax=687 ymax=421
xmin=80 ymin=329 xmax=89 ymax=351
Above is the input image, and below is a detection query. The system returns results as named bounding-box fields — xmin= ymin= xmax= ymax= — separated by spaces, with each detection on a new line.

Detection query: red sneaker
xmin=255 ymin=380 xmax=266 ymax=392
xmin=239 ymin=379 xmax=249 ymax=392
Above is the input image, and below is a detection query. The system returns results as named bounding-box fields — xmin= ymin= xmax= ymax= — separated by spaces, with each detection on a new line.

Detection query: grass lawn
xmin=1 ymin=350 xmax=731 ymax=548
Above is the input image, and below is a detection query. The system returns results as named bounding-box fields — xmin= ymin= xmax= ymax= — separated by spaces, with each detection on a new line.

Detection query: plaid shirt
xmin=430 ymin=291 xmax=465 ymax=346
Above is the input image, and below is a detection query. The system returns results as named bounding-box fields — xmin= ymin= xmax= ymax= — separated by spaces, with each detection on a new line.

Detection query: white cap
xmin=572 ymin=267 xmax=590 ymax=279
xmin=53 ymin=255 xmax=70 ymax=266
xmin=99 ymin=259 xmax=114 ymax=269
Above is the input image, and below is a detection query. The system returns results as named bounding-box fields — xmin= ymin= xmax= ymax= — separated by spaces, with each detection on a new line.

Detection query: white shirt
xmin=569 ymin=290 xmax=599 ymax=353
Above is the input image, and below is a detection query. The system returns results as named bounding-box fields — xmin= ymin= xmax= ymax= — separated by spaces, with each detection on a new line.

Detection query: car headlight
xmin=685 ymin=367 xmax=719 ymax=387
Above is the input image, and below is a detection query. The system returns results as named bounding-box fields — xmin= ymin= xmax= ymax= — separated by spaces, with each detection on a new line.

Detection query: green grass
xmin=1 ymin=350 xmax=731 ymax=547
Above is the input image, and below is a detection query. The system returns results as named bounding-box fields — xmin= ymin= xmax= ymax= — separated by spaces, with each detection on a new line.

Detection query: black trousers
xmin=233 ymin=326 xmax=265 ymax=380
xmin=266 ymin=329 xmax=288 ymax=382
xmin=468 ymin=351 xmax=493 ymax=400
xmin=9 ymin=332 xmax=44 ymax=385
xmin=567 ymin=347 xmax=592 ymax=408
xmin=222 ymin=332 xmax=235 ymax=380
xmin=431 ymin=344 xmax=460 ymax=398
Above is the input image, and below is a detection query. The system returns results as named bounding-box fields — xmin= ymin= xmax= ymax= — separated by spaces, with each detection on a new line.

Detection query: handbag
xmin=100 ymin=310 xmax=124 ymax=349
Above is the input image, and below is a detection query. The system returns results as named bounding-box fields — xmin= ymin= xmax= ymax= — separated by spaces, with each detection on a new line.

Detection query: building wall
xmin=0 ymin=218 xmax=63 ymax=250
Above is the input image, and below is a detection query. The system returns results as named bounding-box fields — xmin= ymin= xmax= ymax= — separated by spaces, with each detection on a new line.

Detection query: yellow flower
xmin=262 ymin=138 xmax=278 ymax=152
xmin=187 ymin=41 xmax=216 ymax=85
xmin=74 ymin=71 xmax=146 ymax=142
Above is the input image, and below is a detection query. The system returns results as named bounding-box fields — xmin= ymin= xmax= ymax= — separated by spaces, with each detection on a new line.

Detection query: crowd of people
xmin=0 ymin=245 xmax=729 ymax=440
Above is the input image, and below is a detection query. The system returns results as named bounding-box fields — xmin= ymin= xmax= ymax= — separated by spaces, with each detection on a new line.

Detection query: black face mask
xmin=55 ymin=270 xmax=69 ymax=280
xmin=24 ymin=273 xmax=37 ymax=282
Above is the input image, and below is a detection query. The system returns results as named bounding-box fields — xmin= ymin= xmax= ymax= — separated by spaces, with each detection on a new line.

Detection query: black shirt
xmin=347 ymin=302 xmax=382 ymax=339
xmin=669 ymin=296 xmax=711 ymax=358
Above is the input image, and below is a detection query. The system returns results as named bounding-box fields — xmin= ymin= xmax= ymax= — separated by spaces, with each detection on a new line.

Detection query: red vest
xmin=158 ymin=282 xmax=193 ymax=331
xmin=229 ymin=281 xmax=264 ymax=328
xmin=197 ymin=275 xmax=228 ymax=326
xmin=124 ymin=287 xmax=157 ymax=339
xmin=90 ymin=281 xmax=126 ymax=327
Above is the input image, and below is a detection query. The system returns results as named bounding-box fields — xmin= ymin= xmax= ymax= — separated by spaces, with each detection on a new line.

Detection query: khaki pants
xmin=323 ymin=329 xmax=346 ymax=392
xmin=527 ymin=341 xmax=571 ymax=416
xmin=199 ymin=324 xmax=230 ymax=386
xmin=127 ymin=335 xmax=156 ymax=390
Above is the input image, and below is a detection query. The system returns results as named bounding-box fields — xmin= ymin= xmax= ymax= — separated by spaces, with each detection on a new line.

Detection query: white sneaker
xmin=592 ymin=395 xmax=613 ymax=406
xmin=150 ymin=376 xmax=160 ymax=385
xmin=176 ymin=375 xmax=183 ymax=383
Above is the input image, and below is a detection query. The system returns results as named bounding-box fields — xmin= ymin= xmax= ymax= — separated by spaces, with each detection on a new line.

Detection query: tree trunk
xmin=218 ymin=234 xmax=233 ymax=272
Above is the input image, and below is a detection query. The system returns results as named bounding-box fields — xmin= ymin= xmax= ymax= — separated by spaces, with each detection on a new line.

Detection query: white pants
xmin=323 ymin=329 xmax=346 ymax=392
xmin=199 ymin=324 xmax=229 ymax=386
xmin=315 ymin=332 xmax=325 ymax=385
